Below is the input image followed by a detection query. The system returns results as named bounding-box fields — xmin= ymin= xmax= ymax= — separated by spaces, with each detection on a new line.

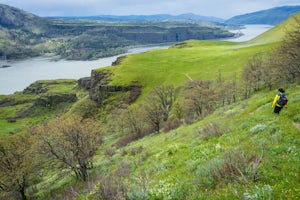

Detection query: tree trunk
xmin=19 ymin=186 xmax=27 ymax=200
xmin=80 ymin=164 xmax=88 ymax=182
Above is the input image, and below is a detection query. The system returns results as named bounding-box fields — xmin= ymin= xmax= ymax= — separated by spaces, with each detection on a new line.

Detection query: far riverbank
xmin=0 ymin=25 xmax=273 ymax=95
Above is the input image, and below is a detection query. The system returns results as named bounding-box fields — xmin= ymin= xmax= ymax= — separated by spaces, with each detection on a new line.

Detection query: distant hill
xmin=47 ymin=13 xmax=224 ymax=23
xmin=0 ymin=4 xmax=52 ymax=59
xmin=0 ymin=3 xmax=233 ymax=60
xmin=225 ymin=6 xmax=300 ymax=25
xmin=0 ymin=3 xmax=49 ymax=32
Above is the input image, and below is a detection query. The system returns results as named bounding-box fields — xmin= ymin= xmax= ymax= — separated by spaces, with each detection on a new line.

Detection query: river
xmin=225 ymin=24 xmax=273 ymax=42
xmin=0 ymin=45 xmax=170 ymax=94
xmin=0 ymin=25 xmax=273 ymax=95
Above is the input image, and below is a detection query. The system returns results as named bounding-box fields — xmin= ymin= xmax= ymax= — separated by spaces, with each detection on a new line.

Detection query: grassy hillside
xmin=85 ymin=86 xmax=300 ymax=199
xmin=0 ymin=79 xmax=79 ymax=136
xmin=0 ymin=11 xmax=299 ymax=200
xmin=98 ymin=12 xmax=300 ymax=99
xmin=98 ymin=40 xmax=275 ymax=98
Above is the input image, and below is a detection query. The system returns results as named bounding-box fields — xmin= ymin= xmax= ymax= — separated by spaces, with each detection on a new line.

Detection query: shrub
xmin=166 ymin=144 xmax=178 ymax=156
xmin=125 ymin=85 xmax=142 ymax=104
xmin=127 ymin=171 xmax=151 ymax=200
xmin=116 ymin=134 xmax=138 ymax=147
xmin=115 ymin=127 xmax=155 ymax=147
xmin=68 ymin=98 xmax=99 ymax=118
xmin=293 ymin=114 xmax=300 ymax=123
xmin=148 ymin=180 xmax=174 ymax=200
xmin=250 ymin=124 xmax=266 ymax=134
xmin=104 ymin=147 xmax=117 ymax=157
xmin=198 ymin=121 xmax=224 ymax=139
xmin=162 ymin=118 xmax=181 ymax=132
xmin=243 ymin=184 xmax=273 ymax=200
xmin=215 ymin=150 xmax=263 ymax=184
xmin=95 ymin=175 xmax=128 ymax=200
xmin=95 ymin=161 xmax=132 ymax=200
xmin=121 ymin=146 xmax=143 ymax=156
xmin=195 ymin=150 xmax=263 ymax=188
xmin=170 ymin=181 xmax=193 ymax=200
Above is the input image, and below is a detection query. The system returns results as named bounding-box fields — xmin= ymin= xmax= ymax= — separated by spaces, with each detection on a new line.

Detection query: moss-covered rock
xmin=34 ymin=93 xmax=77 ymax=107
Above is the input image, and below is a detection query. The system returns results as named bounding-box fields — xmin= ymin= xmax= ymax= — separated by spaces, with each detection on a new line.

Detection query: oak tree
xmin=33 ymin=115 xmax=103 ymax=181
xmin=0 ymin=134 xmax=36 ymax=200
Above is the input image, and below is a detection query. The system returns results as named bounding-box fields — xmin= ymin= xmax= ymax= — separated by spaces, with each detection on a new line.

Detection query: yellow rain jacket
xmin=272 ymin=94 xmax=288 ymax=108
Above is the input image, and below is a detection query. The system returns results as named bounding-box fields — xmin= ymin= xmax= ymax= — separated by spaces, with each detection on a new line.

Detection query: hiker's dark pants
xmin=274 ymin=106 xmax=283 ymax=114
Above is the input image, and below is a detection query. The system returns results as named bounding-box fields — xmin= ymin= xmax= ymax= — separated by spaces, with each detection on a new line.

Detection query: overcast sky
xmin=1 ymin=0 xmax=300 ymax=19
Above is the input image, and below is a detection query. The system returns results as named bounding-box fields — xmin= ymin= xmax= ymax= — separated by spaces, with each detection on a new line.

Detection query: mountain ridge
xmin=47 ymin=13 xmax=225 ymax=23
xmin=47 ymin=6 xmax=300 ymax=25
xmin=0 ymin=3 xmax=233 ymax=60
xmin=226 ymin=5 xmax=300 ymax=25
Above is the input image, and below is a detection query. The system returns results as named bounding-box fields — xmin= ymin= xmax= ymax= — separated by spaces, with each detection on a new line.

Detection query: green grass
xmin=0 ymin=79 xmax=78 ymax=136
xmin=87 ymin=87 xmax=300 ymax=199
xmin=101 ymin=40 xmax=276 ymax=100
xmin=26 ymin=79 xmax=77 ymax=93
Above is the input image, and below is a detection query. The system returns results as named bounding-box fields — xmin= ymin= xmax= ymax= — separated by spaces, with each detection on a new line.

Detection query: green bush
xmin=243 ymin=184 xmax=273 ymax=200
xmin=292 ymin=114 xmax=300 ymax=122
xmin=250 ymin=124 xmax=266 ymax=134
xmin=198 ymin=121 xmax=224 ymax=139
xmin=195 ymin=149 xmax=263 ymax=188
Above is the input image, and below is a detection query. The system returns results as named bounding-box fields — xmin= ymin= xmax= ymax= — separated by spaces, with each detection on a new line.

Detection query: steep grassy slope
xmin=87 ymin=86 xmax=300 ymax=199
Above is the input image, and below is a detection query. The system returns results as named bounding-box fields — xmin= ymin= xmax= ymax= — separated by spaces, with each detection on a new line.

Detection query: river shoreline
xmin=0 ymin=44 xmax=171 ymax=95
xmin=0 ymin=25 xmax=273 ymax=95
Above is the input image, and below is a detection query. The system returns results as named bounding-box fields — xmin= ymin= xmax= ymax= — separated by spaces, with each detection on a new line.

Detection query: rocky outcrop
xmin=77 ymin=77 xmax=92 ymax=90
xmin=112 ymin=55 xmax=127 ymax=66
xmin=89 ymin=69 xmax=110 ymax=104
xmin=23 ymin=82 xmax=48 ymax=94
xmin=89 ymin=69 xmax=141 ymax=105
xmin=33 ymin=93 xmax=77 ymax=107
xmin=15 ymin=93 xmax=77 ymax=118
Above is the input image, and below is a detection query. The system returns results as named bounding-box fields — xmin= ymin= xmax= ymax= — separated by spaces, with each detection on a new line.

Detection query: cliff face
xmin=88 ymin=69 xmax=141 ymax=105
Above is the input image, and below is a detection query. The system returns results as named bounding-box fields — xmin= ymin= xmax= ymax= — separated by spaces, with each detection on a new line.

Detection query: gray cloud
xmin=1 ymin=0 xmax=300 ymax=19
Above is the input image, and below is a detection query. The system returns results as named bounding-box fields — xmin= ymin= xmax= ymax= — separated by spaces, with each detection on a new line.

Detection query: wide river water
xmin=0 ymin=25 xmax=272 ymax=94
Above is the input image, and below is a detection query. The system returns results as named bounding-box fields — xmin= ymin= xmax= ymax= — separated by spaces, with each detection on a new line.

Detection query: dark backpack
xmin=277 ymin=94 xmax=288 ymax=106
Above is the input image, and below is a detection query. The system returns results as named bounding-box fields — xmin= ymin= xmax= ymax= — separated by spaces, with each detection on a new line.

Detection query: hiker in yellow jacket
xmin=272 ymin=88 xmax=288 ymax=114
